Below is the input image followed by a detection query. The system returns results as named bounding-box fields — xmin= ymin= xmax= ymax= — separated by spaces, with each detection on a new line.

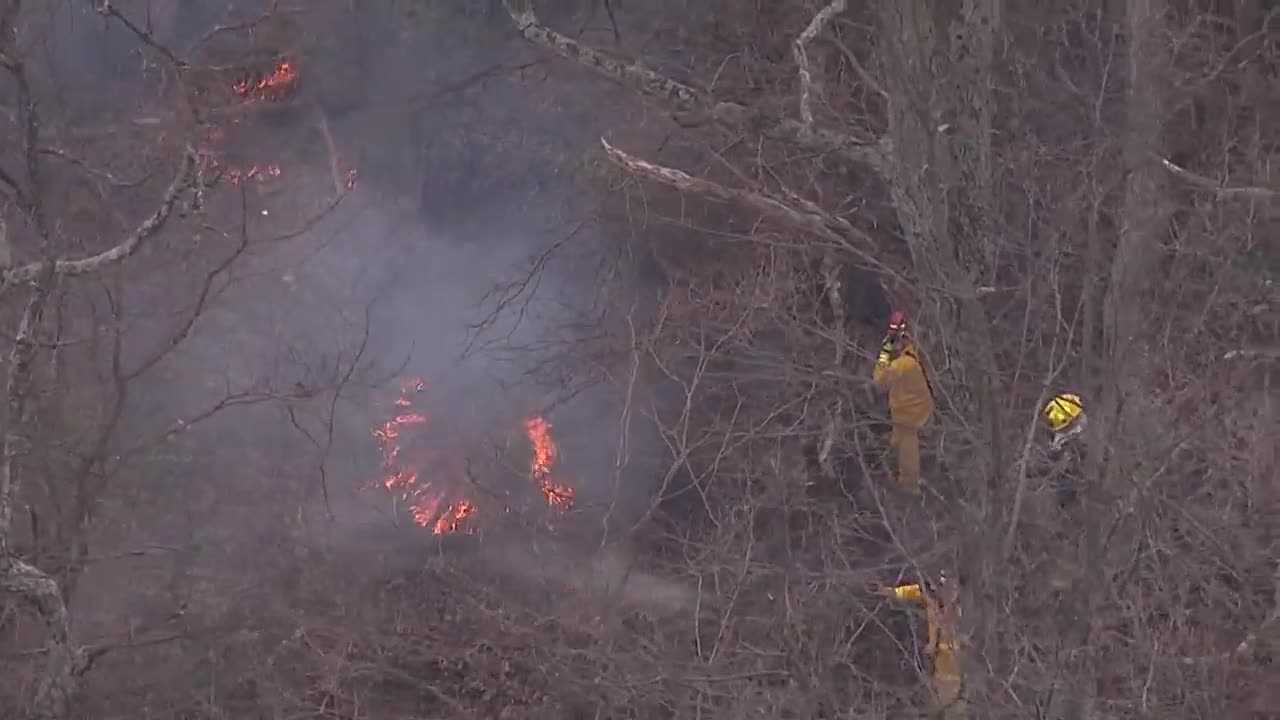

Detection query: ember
xmin=371 ymin=378 xmax=575 ymax=536
xmin=227 ymin=163 xmax=282 ymax=186
xmin=233 ymin=59 xmax=299 ymax=102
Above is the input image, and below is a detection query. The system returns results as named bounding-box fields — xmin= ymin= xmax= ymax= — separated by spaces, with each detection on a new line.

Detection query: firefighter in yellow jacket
xmin=875 ymin=570 xmax=966 ymax=718
xmin=1042 ymin=392 xmax=1087 ymax=506
xmin=872 ymin=311 xmax=935 ymax=493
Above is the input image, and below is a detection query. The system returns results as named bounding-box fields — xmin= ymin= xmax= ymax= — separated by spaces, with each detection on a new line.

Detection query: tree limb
xmin=1222 ymin=346 xmax=1280 ymax=361
xmin=1159 ymin=156 xmax=1279 ymax=200
xmin=793 ymin=0 xmax=847 ymax=131
xmin=504 ymin=0 xmax=887 ymax=170
xmin=601 ymin=138 xmax=894 ymax=276
xmin=0 ymin=148 xmax=195 ymax=288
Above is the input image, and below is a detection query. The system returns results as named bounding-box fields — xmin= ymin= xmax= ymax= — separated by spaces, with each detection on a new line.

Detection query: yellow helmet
xmin=1043 ymin=393 xmax=1084 ymax=432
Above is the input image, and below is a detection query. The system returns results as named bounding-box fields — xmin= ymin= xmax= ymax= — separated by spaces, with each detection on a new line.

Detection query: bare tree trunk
xmin=876 ymin=1 xmax=1004 ymax=709
xmin=0 ymin=264 xmax=83 ymax=720
xmin=1056 ymin=3 xmax=1168 ymax=719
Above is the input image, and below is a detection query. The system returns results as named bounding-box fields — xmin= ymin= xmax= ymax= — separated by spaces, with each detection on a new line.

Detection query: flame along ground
xmin=525 ymin=416 xmax=575 ymax=510
xmin=190 ymin=61 xmax=297 ymax=191
xmin=202 ymin=59 xmax=358 ymax=192
xmin=234 ymin=59 xmax=300 ymax=102
xmin=372 ymin=378 xmax=575 ymax=534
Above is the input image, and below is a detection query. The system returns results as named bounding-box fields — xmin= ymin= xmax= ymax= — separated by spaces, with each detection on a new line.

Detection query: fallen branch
xmin=1159 ymin=156 xmax=1279 ymax=200
xmin=504 ymin=0 xmax=887 ymax=170
xmin=1222 ymin=346 xmax=1280 ymax=361
xmin=793 ymin=0 xmax=847 ymax=131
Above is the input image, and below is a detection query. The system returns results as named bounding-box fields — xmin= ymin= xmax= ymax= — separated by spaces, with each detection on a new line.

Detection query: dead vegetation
xmin=1 ymin=0 xmax=1277 ymax=718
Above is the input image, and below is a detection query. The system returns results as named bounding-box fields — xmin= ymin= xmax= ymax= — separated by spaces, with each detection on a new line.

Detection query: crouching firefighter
xmin=874 ymin=570 xmax=967 ymax=719
xmin=872 ymin=311 xmax=936 ymax=494
xmin=1042 ymin=393 xmax=1087 ymax=506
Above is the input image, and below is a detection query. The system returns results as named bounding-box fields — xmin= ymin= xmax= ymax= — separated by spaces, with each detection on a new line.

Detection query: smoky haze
xmin=6 ymin=0 xmax=1276 ymax=717
xmin=160 ymin=0 xmax=652 ymax=510
xmin=2 ymin=0 xmax=818 ymax=710
xmin=2 ymin=2 xmax=683 ymax=715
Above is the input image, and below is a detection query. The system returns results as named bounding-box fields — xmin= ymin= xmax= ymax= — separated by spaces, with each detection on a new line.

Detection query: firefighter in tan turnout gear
xmin=875 ymin=571 xmax=967 ymax=719
xmin=872 ymin=311 xmax=936 ymax=493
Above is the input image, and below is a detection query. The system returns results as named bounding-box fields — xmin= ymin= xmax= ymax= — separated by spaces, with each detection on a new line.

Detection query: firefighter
xmin=1043 ymin=393 xmax=1087 ymax=451
xmin=1042 ymin=393 xmax=1087 ymax=506
xmin=874 ymin=570 xmax=966 ymax=719
xmin=872 ymin=311 xmax=935 ymax=494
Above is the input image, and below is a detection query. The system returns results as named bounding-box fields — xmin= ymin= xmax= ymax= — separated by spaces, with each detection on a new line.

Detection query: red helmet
xmin=888 ymin=310 xmax=908 ymax=335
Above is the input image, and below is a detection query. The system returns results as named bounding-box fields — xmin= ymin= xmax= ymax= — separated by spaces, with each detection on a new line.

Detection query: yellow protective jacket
xmin=873 ymin=342 xmax=935 ymax=429
xmin=892 ymin=583 xmax=964 ymax=714
xmin=891 ymin=584 xmax=958 ymax=658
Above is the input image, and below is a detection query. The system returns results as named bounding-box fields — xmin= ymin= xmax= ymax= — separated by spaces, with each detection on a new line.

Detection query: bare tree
xmin=0 ymin=3 xmax=367 ymax=716
xmin=495 ymin=0 xmax=1280 ymax=716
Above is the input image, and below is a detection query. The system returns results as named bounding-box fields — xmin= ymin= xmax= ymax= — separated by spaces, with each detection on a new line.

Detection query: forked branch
xmin=504 ymin=0 xmax=887 ymax=170
xmin=1159 ymin=156 xmax=1279 ymax=200
xmin=793 ymin=0 xmax=847 ymax=131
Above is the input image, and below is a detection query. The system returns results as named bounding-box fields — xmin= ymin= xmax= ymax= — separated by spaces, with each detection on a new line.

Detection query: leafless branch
xmin=793 ymin=0 xmax=847 ymax=131
xmin=829 ymin=30 xmax=886 ymax=98
xmin=1159 ymin=156 xmax=1279 ymax=200
xmin=37 ymin=146 xmax=153 ymax=188
xmin=1 ymin=148 xmax=196 ymax=288
xmin=122 ymin=196 xmax=248 ymax=383
xmin=1221 ymin=346 xmax=1280 ymax=361
xmin=601 ymin=138 xmax=893 ymax=276
xmin=192 ymin=0 xmax=292 ymax=50
xmin=464 ymin=221 xmax=584 ymax=356
xmin=504 ymin=0 xmax=888 ymax=170
xmin=92 ymin=0 xmax=184 ymax=68
xmin=316 ymin=106 xmax=346 ymax=198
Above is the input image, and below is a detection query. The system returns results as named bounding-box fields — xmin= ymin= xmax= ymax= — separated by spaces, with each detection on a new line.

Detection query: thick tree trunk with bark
xmin=0 ymin=264 xmax=82 ymax=720
xmin=0 ymin=138 xmax=193 ymax=716
xmin=874 ymin=1 xmax=1006 ymax=710
xmin=1058 ymin=3 xmax=1169 ymax=719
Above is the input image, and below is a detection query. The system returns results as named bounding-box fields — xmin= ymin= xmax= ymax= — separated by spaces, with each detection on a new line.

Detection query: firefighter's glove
xmin=877 ymin=339 xmax=895 ymax=365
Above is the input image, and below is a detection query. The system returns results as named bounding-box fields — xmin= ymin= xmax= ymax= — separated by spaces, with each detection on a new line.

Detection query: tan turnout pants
xmin=890 ymin=423 xmax=922 ymax=492
xmin=931 ymin=646 xmax=966 ymax=719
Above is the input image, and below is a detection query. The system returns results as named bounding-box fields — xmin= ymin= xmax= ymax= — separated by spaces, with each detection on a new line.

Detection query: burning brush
xmin=372 ymin=377 xmax=575 ymax=535
xmin=525 ymin=416 xmax=575 ymax=511
xmin=233 ymin=58 xmax=300 ymax=102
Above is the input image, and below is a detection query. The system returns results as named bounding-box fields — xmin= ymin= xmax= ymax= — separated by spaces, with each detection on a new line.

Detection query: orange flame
xmin=372 ymin=378 xmax=575 ymax=536
xmin=525 ymin=416 xmax=576 ymax=510
xmin=373 ymin=378 xmax=476 ymax=535
xmin=234 ymin=59 xmax=299 ymax=101
xmin=433 ymin=500 xmax=476 ymax=535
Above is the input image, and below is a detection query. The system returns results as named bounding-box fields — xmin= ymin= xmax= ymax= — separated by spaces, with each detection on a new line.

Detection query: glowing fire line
xmin=372 ymin=378 xmax=574 ymax=535
xmin=234 ymin=59 xmax=299 ymax=101
xmin=525 ymin=416 xmax=575 ymax=511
